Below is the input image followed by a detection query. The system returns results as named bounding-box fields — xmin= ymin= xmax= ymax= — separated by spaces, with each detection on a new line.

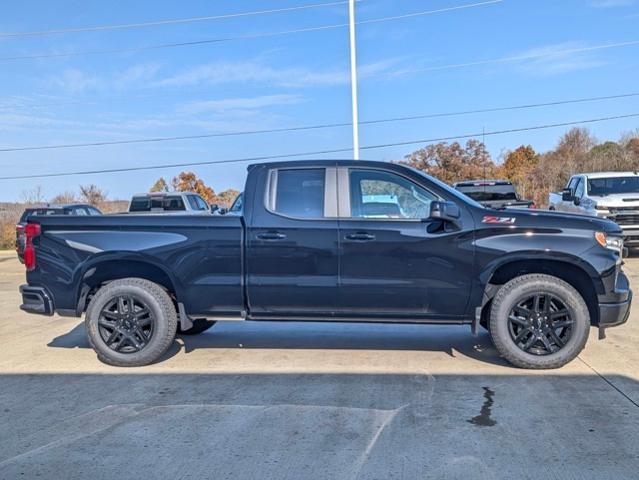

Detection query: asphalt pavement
xmin=0 ymin=254 xmax=637 ymax=479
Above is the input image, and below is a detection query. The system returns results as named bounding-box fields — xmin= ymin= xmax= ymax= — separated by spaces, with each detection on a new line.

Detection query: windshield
xmin=456 ymin=184 xmax=518 ymax=202
xmin=229 ymin=193 xmax=243 ymax=213
xmin=587 ymin=177 xmax=639 ymax=196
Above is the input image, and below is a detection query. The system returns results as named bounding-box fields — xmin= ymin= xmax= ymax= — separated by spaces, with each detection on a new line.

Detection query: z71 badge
xmin=483 ymin=215 xmax=516 ymax=224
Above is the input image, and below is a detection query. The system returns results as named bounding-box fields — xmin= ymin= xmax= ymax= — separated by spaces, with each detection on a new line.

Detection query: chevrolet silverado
xmin=19 ymin=160 xmax=631 ymax=368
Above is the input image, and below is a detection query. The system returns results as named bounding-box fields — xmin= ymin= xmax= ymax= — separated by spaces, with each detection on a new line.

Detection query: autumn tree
xmin=79 ymin=184 xmax=107 ymax=206
xmin=212 ymin=189 xmax=240 ymax=208
xmin=401 ymin=139 xmax=499 ymax=184
xmin=150 ymin=178 xmax=170 ymax=193
xmin=523 ymin=128 xmax=594 ymax=206
xmin=502 ymin=145 xmax=538 ymax=200
xmin=171 ymin=171 xmax=215 ymax=204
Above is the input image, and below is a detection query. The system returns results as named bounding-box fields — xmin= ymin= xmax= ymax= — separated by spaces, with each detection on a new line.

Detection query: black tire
xmin=177 ymin=319 xmax=216 ymax=335
xmin=489 ymin=274 xmax=590 ymax=369
xmin=85 ymin=278 xmax=177 ymax=367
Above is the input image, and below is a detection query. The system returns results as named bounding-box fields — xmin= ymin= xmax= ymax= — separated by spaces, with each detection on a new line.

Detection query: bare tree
xmin=79 ymin=184 xmax=107 ymax=206
xmin=20 ymin=185 xmax=45 ymax=205
xmin=50 ymin=191 xmax=77 ymax=204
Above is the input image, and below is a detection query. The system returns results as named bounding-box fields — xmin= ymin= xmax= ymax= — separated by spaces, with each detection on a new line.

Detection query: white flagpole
xmin=348 ymin=0 xmax=360 ymax=160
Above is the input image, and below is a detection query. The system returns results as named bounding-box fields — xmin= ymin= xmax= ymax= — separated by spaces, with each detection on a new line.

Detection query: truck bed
xmin=27 ymin=214 xmax=245 ymax=317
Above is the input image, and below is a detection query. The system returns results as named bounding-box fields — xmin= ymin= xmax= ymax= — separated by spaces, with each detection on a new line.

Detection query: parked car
xmin=16 ymin=204 xmax=102 ymax=262
xmin=454 ymin=180 xmax=535 ymax=209
xmin=548 ymin=172 xmax=639 ymax=245
xmin=19 ymin=160 xmax=630 ymax=369
xmin=128 ymin=192 xmax=211 ymax=215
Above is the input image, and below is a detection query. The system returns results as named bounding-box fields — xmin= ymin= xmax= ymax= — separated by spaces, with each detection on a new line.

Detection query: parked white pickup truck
xmin=549 ymin=172 xmax=639 ymax=245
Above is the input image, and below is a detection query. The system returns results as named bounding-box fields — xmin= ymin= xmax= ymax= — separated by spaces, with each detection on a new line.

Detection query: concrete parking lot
xmin=0 ymin=254 xmax=638 ymax=479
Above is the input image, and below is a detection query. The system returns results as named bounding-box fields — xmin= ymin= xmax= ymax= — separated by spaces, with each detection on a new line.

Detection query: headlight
xmin=595 ymin=205 xmax=609 ymax=211
xmin=595 ymin=231 xmax=624 ymax=254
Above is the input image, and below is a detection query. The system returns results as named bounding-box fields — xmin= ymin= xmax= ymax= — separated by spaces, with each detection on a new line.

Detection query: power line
xmin=1 ymin=92 xmax=637 ymax=152
xmin=374 ymin=39 xmax=639 ymax=78
xmin=1 ymin=112 xmax=637 ymax=180
xmin=0 ymin=1 xmax=353 ymax=38
xmin=359 ymin=113 xmax=639 ymax=150
xmin=0 ymin=1 xmax=502 ymax=61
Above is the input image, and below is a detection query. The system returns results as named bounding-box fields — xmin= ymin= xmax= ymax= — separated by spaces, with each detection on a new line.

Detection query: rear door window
xmin=273 ymin=169 xmax=325 ymax=218
xmin=161 ymin=196 xmax=185 ymax=211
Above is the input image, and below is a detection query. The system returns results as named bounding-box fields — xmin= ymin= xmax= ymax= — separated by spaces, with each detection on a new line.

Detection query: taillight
xmin=529 ymin=203 xmax=537 ymax=209
xmin=23 ymin=223 xmax=41 ymax=271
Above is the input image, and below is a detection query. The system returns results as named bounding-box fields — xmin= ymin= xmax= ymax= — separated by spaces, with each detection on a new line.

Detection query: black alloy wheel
xmin=98 ymin=295 xmax=155 ymax=353
xmin=507 ymin=293 xmax=574 ymax=356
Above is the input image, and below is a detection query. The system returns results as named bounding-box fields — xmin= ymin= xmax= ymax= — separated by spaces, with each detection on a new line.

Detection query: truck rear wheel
xmin=489 ymin=274 xmax=590 ymax=369
xmin=85 ymin=278 xmax=177 ymax=367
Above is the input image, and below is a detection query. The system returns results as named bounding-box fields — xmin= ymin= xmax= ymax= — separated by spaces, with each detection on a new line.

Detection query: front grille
xmin=611 ymin=214 xmax=639 ymax=225
xmin=608 ymin=207 xmax=639 ymax=214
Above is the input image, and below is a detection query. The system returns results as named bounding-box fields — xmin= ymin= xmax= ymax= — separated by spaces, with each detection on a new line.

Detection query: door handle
xmin=345 ymin=232 xmax=376 ymax=241
xmin=256 ymin=232 xmax=287 ymax=241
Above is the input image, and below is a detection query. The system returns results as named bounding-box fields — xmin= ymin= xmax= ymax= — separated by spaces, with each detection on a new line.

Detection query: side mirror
xmin=210 ymin=204 xmax=219 ymax=214
xmin=561 ymin=188 xmax=574 ymax=202
xmin=428 ymin=201 xmax=461 ymax=222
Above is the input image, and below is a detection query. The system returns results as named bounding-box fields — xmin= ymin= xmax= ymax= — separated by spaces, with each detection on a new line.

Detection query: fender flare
xmin=72 ymin=251 xmax=183 ymax=314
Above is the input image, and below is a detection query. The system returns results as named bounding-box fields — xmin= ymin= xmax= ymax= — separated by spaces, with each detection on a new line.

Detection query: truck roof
xmin=248 ymin=159 xmax=387 ymax=170
xmin=578 ymin=171 xmax=639 ymax=179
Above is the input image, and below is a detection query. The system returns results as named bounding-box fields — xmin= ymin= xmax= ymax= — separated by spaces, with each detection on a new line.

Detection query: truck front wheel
xmin=85 ymin=278 xmax=178 ymax=367
xmin=489 ymin=274 xmax=590 ymax=369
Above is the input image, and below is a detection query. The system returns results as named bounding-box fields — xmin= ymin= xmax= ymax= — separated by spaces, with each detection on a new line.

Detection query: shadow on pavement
xmin=0 ymin=372 xmax=637 ymax=479
xmin=48 ymin=320 xmax=509 ymax=367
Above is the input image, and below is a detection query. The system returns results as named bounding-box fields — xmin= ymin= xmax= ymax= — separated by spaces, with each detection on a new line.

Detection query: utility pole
xmin=348 ymin=0 xmax=360 ymax=160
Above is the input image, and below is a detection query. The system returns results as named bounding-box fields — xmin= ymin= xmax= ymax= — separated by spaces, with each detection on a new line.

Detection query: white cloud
xmin=513 ymin=42 xmax=606 ymax=76
xmin=46 ymin=63 xmax=161 ymax=93
xmin=154 ymin=60 xmax=346 ymax=88
xmin=154 ymin=58 xmax=401 ymax=89
xmin=179 ymin=94 xmax=305 ymax=115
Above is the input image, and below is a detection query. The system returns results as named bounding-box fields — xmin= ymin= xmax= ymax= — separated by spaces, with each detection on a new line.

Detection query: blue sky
xmin=1 ymin=0 xmax=638 ymax=201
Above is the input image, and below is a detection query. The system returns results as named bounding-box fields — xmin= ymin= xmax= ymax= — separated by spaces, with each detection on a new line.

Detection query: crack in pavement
xmin=578 ymin=356 xmax=639 ymax=409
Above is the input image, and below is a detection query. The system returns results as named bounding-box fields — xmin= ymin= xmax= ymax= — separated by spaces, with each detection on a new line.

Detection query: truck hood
xmin=480 ymin=207 xmax=622 ymax=234
xmin=590 ymin=193 xmax=639 ymax=207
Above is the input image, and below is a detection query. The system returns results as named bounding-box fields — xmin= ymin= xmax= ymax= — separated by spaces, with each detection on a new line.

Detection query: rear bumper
xmin=19 ymin=285 xmax=54 ymax=316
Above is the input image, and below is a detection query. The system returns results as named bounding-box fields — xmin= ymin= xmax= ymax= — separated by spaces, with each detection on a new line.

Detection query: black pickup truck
xmin=453 ymin=180 xmax=536 ymax=209
xmin=20 ymin=160 xmax=631 ymax=368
